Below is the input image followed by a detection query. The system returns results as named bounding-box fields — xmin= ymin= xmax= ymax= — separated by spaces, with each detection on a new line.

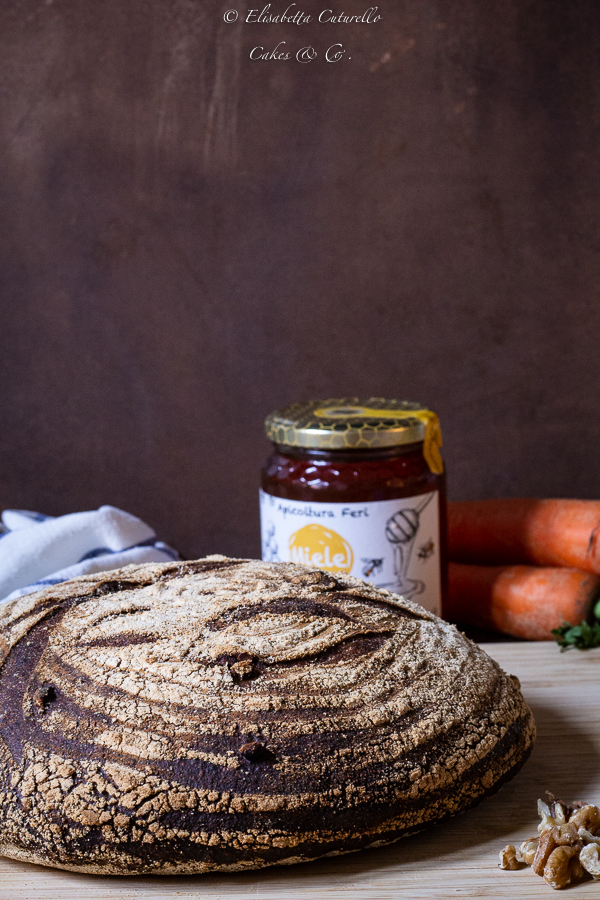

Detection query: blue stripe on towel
xmin=153 ymin=542 xmax=179 ymax=561
xmin=77 ymin=536 xmax=157 ymax=563
xmin=78 ymin=547 xmax=112 ymax=562
xmin=76 ymin=536 xmax=177 ymax=565
xmin=11 ymin=510 xmax=53 ymax=523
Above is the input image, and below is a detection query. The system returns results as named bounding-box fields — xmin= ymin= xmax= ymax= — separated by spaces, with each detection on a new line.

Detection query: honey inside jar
xmin=260 ymin=399 xmax=447 ymax=615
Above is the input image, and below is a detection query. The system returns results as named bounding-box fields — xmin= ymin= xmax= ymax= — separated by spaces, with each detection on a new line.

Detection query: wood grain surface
xmin=0 ymin=641 xmax=598 ymax=897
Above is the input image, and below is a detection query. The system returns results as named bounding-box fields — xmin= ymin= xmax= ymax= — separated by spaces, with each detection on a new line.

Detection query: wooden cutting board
xmin=0 ymin=642 xmax=598 ymax=899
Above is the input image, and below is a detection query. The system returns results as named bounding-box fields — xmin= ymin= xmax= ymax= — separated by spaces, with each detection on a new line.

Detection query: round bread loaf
xmin=0 ymin=557 xmax=535 ymax=875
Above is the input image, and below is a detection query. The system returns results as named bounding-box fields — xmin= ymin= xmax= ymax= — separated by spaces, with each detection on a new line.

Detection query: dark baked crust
xmin=0 ymin=557 xmax=535 ymax=874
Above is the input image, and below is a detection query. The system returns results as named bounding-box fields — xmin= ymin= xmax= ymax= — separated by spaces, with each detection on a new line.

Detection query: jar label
xmin=259 ymin=489 xmax=441 ymax=615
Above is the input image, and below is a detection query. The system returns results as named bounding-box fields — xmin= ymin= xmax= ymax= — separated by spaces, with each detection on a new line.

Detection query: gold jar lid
xmin=265 ymin=398 xmax=443 ymax=473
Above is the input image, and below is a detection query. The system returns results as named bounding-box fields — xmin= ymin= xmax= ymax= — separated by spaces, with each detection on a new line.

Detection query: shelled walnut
xmin=498 ymin=844 xmax=521 ymax=869
xmin=499 ymin=793 xmax=600 ymax=889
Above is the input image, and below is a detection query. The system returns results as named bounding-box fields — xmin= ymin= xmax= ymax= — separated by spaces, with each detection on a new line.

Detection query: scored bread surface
xmin=0 ymin=557 xmax=535 ymax=874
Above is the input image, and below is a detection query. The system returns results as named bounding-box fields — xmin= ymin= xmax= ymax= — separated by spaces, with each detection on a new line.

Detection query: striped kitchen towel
xmin=0 ymin=505 xmax=179 ymax=604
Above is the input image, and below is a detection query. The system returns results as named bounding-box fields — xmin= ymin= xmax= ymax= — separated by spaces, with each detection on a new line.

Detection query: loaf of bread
xmin=0 ymin=557 xmax=535 ymax=875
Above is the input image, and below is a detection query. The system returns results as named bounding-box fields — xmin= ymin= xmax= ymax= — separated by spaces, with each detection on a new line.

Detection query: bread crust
xmin=0 ymin=557 xmax=535 ymax=875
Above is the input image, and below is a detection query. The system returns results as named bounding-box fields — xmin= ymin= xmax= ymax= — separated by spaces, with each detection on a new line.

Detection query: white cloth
xmin=0 ymin=506 xmax=178 ymax=603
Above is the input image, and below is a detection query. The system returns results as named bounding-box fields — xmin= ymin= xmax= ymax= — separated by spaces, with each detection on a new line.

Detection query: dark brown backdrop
xmin=1 ymin=0 xmax=599 ymax=559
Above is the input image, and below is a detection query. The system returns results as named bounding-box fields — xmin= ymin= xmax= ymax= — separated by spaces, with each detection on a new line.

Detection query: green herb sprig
xmin=552 ymin=599 xmax=600 ymax=650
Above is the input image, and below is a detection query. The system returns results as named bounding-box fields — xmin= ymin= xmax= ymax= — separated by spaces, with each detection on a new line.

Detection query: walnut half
xmin=580 ymin=844 xmax=600 ymax=879
xmin=531 ymin=824 xmax=582 ymax=877
xmin=543 ymin=846 xmax=585 ymax=890
xmin=498 ymin=844 xmax=521 ymax=870
xmin=520 ymin=838 xmax=539 ymax=866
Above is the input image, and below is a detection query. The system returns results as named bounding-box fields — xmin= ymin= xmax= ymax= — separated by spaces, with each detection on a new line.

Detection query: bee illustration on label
xmin=384 ymin=493 xmax=434 ymax=599
xmin=361 ymin=558 xmax=384 ymax=578
xmin=418 ymin=539 xmax=435 ymax=560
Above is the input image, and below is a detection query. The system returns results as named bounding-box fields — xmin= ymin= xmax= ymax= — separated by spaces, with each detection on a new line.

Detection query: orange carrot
xmin=445 ymin=562 xmax=600 ymax=640
xmin=448 ymin=499 xmax=600 ymax=574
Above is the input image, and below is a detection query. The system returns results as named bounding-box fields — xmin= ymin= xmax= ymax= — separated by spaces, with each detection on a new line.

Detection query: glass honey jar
xmin=260 ymin=398 xmax=447 ymax=615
